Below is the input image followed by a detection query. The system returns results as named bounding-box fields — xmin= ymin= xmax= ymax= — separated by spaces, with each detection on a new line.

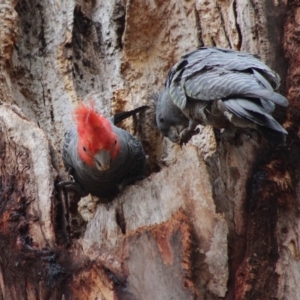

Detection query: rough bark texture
xmin=0 ymin=0 xmax=298 ymax=299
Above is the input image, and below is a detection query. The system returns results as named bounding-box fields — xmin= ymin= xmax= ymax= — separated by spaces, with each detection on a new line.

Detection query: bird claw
xmin=57 ymin=181 xmax=88 ymax=198
xmin=179 ymin=127 xmax=200 ymax=146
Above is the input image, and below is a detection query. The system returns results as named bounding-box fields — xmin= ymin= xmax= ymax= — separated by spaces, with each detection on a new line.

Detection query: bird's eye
xmin=159 ymin=117 xmax=165 ymax=123
xmin=82 ymin=146 xmax=87 ymax=152
xmin=114 ymin=140 xmax=117 ymax=145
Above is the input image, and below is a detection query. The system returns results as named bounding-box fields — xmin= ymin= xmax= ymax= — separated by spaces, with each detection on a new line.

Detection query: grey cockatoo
xmin=154 ymin=47 xmax=288 ymax=144
xmin=60 ymin=103 xmax=147 ymax=202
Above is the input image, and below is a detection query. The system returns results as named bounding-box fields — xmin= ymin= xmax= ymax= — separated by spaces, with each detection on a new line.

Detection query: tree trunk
xmin=0 ymin=0 xmax=298 ymax=299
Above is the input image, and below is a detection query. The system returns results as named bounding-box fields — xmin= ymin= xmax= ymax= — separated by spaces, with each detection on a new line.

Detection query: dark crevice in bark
xmin=72 ymin=5 xmax=102 ymax=57
xmin=116 ymin=205 xmax=126 ymax=234
xmin=243 ymin=166 xmax=280 ymax=299
xmin=112 ymin=0 xmax=126 ymax=50
xmin=36 ymin=3 xmax=47 ymax=53
xmin=104 ymin=266 xmax=124 ymax=287
xmin=194 ymin=7 xmax=204 ymax=47
xmin=54 ymin=185 xmax=71 ymax=247
xmin=41 ymin=81 xmax=47 ymax=111
xmin=232 ymin=0 xmax=242 ymax=50
xmin=189 ymin=222 xmax=212 ymax=298
xmin=232 ymin=141 xmax=290 ymax=300
xmin=210 ymin=37 xmax=216 ymax=47
xmin=73 ymin=6 xmax=97 ymax=47
xmin=15 ymin=1 xmax=46 ymax=55
xmin=66 ymin=193 xmax=87 ymax=239
xmin=50 ymin=104 xmax=54 ymax=123
xmin=71 ymin=5 xmax=103 ymax=95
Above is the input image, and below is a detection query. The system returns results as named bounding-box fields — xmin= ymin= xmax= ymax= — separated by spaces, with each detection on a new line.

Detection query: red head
xmin=74 ymin=102 xmax=120 ymax=170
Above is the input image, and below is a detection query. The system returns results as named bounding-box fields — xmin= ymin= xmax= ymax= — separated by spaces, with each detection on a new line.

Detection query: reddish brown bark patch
xmin=68 ymin=263 xmax=116 ymax=300
xmin=119 ymin=210 xmax=198 ymax=299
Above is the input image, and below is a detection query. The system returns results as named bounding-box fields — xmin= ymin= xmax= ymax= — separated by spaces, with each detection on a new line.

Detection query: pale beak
xmin=94 ymin=150 xmax=111 ymax=171
xmin=168 ymin=126 xmax=180 ymax=143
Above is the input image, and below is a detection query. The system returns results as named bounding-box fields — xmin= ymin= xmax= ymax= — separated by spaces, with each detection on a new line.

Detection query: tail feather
xmin=224 ymin=98 xmax=287 ymax=134
xmin=112 ymin=106 xmax=149 ymax=125
xmin=244 ymin=89 xmax=288 ymax=107
xmin=259 ymin=98 xmax=275 ymax=113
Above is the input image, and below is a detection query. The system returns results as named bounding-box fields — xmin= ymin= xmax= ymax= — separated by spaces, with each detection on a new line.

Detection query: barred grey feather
xmin=170 ymin=47 xmax=280 ymax=89
xmin=223 ymin=99 xmax=287 ymax=133
xmin=155 ymin=47 xmax=289 ymax=144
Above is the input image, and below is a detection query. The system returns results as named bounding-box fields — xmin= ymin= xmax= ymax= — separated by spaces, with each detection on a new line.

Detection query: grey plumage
xmin=61 ymin=106 xmax=147 ymax=202
xmin=154 ymin=47 xmax=288 ymax=144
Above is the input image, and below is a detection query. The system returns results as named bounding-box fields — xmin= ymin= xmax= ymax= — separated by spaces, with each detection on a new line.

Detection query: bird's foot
xmin=57 ymin=181 xmax=88 ymax=198
xmin=179 ymin=127 xmax=200 ymax=146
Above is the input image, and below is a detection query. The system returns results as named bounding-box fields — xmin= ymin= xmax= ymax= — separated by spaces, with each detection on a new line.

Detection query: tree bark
xmin=0 ymin=0 xmax=297 ymax=299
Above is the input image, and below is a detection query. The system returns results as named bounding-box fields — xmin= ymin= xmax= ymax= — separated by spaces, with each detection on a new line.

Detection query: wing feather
xmin=224 ymin=99 xmax=287 ymax=133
